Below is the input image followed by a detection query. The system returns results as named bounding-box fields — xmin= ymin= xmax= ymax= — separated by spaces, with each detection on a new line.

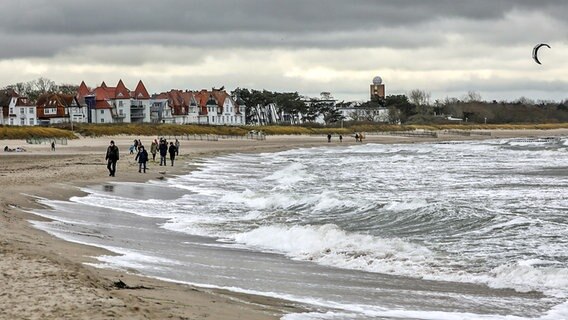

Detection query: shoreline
xmin=2 ymin=129 xmax=568 ymax=319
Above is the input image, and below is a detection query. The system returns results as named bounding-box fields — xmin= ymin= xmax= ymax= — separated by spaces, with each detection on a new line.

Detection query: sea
xmin=30 ymin=137 xmax=568 ymax=320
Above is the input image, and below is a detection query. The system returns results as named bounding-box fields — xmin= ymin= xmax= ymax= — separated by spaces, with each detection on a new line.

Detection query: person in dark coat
xmin=168 ymin=142 xmax=177 ymax=166
xmin=135 ymin=145 xmax=149 ymax=173
xmin=105 ymin=140 xmax=120 ymax=177
xmin=159 ymin=140 xmax=168 ymax=166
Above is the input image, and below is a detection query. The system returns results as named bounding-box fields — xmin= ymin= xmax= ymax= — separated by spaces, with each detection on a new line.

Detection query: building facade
xmin=8 ymin=96 xmax=37 ymax=126
xmin=36 ymin=93 xmax=85 ymax=125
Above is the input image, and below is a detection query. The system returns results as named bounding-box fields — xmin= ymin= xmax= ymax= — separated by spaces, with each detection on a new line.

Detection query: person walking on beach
xmin=105 ymin=140 xmax=120 ymax=177
xmin=175 ymin=139 xmax=180 ymax=155
xmin=150 ymin=139 xmax=158 ymax=162
xmin=327 ymin=134 xmax=332 ymax=143
xmin=51 ymin=141 xmax=55 ymax=151
xmin=355 ymin=133 xmax=359 ymax=142
xmin=339 ymin=134 xmax=343 ymax=143
xmin=168 ymin=142 xmax=177 ymax=166
xmin=159 ymin=139 xmax=168 ymax=166
xmin=135 ymin=145 xmax=149 ymax=173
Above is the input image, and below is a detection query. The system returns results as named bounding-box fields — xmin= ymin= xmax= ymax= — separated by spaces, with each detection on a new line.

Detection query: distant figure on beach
xmin=355 ymin=133 xmax=359 ymax=142
xmin=359 ymin=133 xmax=364 ymax=143
xmin=339 ymin=134 xmax=343 ymax=143
xmin=133 ymin=139 xmax=139 ymax=152
xmin=135 ymin=145 xmax=149 ymax=173
xmin=327 ymin=134 xmax=332 ymax=143
xmin=159 ymin=139 xmax=168 ymax=166
xmin=105 ymin=140 xmax=120 ymax=177
xmin=51 ymin=141 xmax=55 ymax=151
xmin=150 ymin=139 xmax=158 ymax=161
xmin=175 ymin=139 xmax=180 ymax=155
xmin=129 ymin=144 xmax=135 ymax=154
xmin=168 ymin=142 xmax=177 ymax=166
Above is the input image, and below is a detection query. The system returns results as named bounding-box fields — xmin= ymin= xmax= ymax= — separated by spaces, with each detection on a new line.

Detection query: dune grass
xmin=0 ymin=126 xmax=77 ymax=139
xmin=3 ymin=122 xmax=568 ymax=140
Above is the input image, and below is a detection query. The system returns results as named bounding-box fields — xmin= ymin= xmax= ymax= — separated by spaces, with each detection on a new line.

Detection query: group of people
xmin=105 ymin=137 xmax=181 ymax=176
xmin=3 ymin=146 xmax=26 ymax=152
xmin=327 ymin=134 xmax=344 ymax=143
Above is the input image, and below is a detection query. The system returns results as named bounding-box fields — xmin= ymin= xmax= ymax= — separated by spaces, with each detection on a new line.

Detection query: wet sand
xmin=1 ymin=129 xmax=567 ymax=319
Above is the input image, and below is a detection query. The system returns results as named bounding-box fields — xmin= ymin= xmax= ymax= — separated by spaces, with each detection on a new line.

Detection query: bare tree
xmin=33 ymin=77 xmax=56 ymax=93
xmin=464 ymin=91 xmax=482 ymax=102
xmin=408 ymin=89 xmax=431 ymax=106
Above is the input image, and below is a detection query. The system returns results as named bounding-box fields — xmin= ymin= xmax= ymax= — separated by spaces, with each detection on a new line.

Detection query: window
xmin=20 ymin=118 xmax=25 ymax=125
xmin=20 ymin=108 xmax=25 ymax=114
xmin=29 ymin=119 xmax=34 ymax=125
xmin=9 ymin=118 xmax=14 ymax=125
xmin=101 ymin=118 xmax=105 ymax=123
xmin=119 ymin=109 xmax=123 ymax=116
xmin=9 ymin=108 xmax=13 ymax=114
xmin=119 ymin=101 xmax=123 ymax=107
xmin=101 ymin=110 xmax=104 ymax=114
xmin=29 ymin=108 xmax=34 ymax=114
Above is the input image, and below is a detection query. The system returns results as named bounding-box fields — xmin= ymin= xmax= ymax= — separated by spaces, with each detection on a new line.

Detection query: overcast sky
xmin=1 ymin=0 xmax=567 ymax=102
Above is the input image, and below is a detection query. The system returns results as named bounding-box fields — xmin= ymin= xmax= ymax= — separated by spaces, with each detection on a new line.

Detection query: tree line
xmin=4 ymin=78 xmax=568 ymax=125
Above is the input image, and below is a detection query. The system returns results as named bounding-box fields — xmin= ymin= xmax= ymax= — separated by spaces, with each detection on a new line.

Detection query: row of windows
xmin=210 ymin=115 xmax=242 ymax=124
xmin=9 ymin=107 xmax=35 ymax=114
xmin=9 ymin=118 xmax=35 ymax=125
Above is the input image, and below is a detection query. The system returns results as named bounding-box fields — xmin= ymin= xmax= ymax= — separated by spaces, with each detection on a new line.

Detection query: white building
xmin=8 ymin=97 xmax=37 ymax=126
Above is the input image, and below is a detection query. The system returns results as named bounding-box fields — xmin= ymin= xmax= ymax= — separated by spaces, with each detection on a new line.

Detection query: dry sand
xmin=1 ymin=129 xmax=567 ymax=319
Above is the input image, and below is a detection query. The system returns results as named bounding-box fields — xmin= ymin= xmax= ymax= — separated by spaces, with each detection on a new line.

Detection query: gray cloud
xmin=1 ymin=1 xmax=568 ymax=101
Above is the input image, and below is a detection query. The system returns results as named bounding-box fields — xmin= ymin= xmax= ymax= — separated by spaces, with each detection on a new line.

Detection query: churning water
xmin=32 ymin=138 xmax=568 ymax=319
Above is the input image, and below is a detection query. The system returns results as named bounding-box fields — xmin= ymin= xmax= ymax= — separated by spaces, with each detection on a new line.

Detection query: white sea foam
xmin=263 ymin=162 xmax=316 ymax=186
xmin=30 ymin=140 xmax=568 ymax=319
xmin=231 ymin=224 xmax=434 ymax=275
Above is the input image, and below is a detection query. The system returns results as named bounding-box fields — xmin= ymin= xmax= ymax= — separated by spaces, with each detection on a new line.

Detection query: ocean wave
xmin=231 ymin=224 xmax=435 ymax=275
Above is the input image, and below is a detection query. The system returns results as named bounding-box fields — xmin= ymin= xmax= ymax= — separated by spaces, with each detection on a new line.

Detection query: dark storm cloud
xmin=2 ymin=1 xmax=567 ymax=36
xmin=0 ymin=0 xmax=565 ymax=60
xmin=1 ymin=0 xmax=567 ymax=102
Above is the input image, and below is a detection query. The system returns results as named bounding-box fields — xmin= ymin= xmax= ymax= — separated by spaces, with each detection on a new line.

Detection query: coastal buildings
xmin=6 ymin=96 xmax=37 ymax=126
xmin=154 ymin=88 xmax=246 ymax=125
xmin=77 ymin=80 xmax=152 ymax=124
xmin=73 ymin=81 xmax=246 ymax=126
xmin=36 ymin=93 xmax=84 ymax=125
xmin=0 ymin=89 xmax=37 ymax=126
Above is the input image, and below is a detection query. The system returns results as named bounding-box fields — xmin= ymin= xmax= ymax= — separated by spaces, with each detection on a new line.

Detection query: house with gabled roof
xmin=77 ymin=80 xmax=153 ymax=124
xmin=36 ymin=93 xmax=85 ymax=125
xmin=151 ymin=92 xmax=175 ymax=123
xmin=158 ymin=88 xmax=245 ymax=125
xmin=195 ymin=88 xmax=245 ymax=125
xmin=0 ymin=89 xmax=19 ymax=125
xmin=8 ymin=96 xmax=37 ymax=126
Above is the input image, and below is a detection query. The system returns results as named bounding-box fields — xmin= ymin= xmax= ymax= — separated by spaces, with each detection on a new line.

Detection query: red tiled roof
xmin=95 ymin=100 xmax=111 ymax=109
xmin=133 ymin=80 xmax=150 ymax=99
xmin=114 ymin=79 xmax=130 ymax=99
xmin=77 ymin=81 xmax=91 ymax=99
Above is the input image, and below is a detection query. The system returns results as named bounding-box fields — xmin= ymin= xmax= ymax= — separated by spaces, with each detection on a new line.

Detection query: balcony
xmin=111 ymin=110 xmax=126 ymax=119
xmin=131 ymin=112 xmax=145 ymax=119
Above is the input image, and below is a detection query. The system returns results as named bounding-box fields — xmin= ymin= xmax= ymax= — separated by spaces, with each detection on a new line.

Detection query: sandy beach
xmin=1 ymin=129 xmax=567 ymax=320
